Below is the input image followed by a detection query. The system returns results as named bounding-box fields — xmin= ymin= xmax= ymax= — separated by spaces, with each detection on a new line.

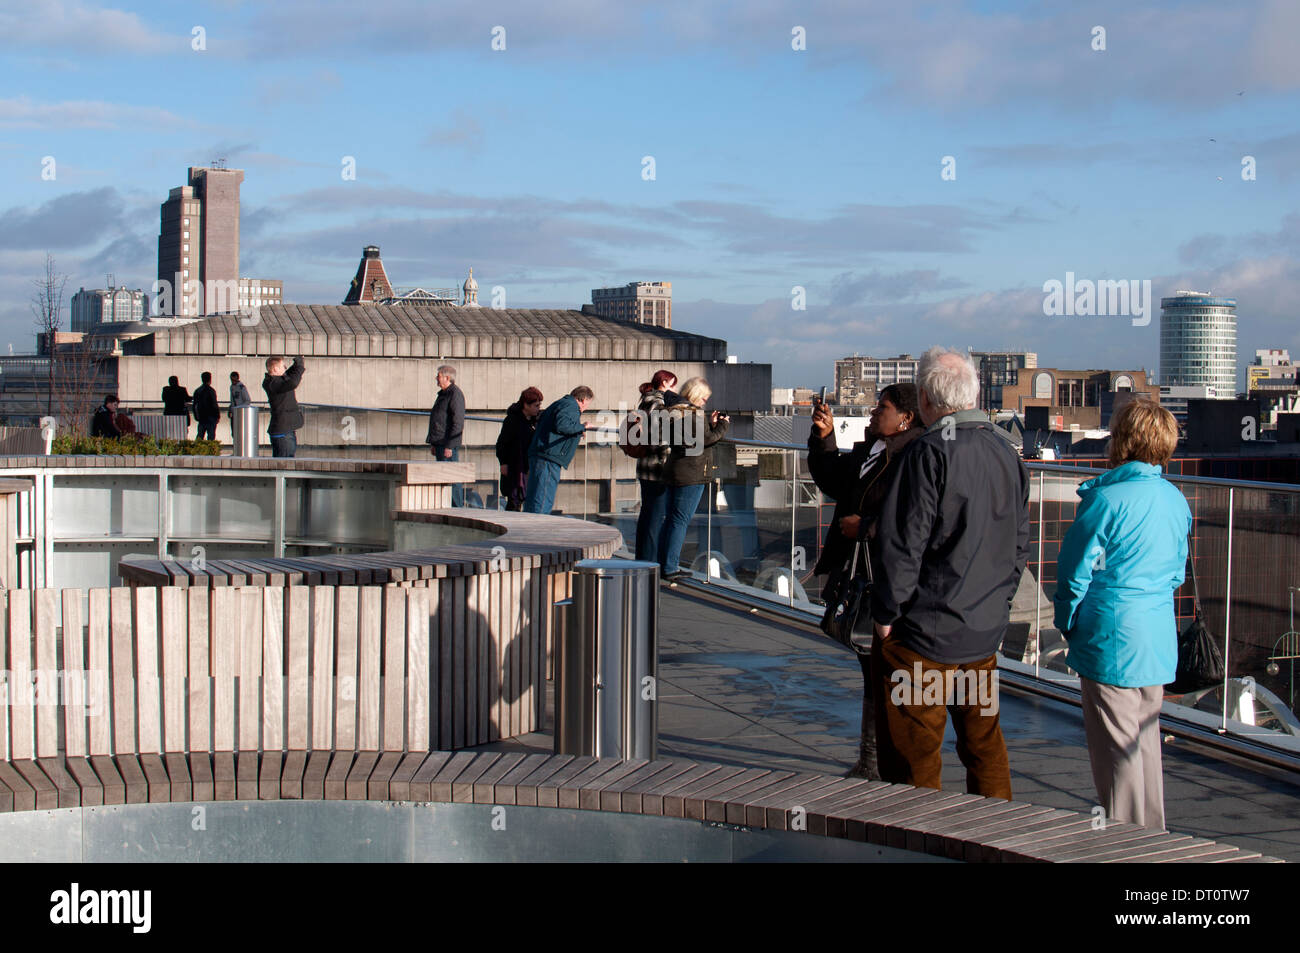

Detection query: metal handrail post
xmin=1221 ymin=486 xmax=1235 ymax=732
xmin=1036 ymin=470 xmax=1045 ymax=678
xmin=789 ymin=450 xmax=797 ymax=607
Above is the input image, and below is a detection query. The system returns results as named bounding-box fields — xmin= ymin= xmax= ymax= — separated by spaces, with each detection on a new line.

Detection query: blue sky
xmin=2 ymin=0 xmax=1298 ymax=387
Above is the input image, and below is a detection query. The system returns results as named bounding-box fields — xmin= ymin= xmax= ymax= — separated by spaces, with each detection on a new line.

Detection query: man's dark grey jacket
xmin=425 ymin=382 xmax=465 ymax=450
xmin=870 ymin=409 xmax=1030 ymax=664
xmin=262 ymin=357 xmax=305 ymax=435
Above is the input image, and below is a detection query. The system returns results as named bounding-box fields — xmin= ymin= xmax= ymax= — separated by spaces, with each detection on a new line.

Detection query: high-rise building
xmin=70 ymin=286 xmax=149 ymax=332
xmin=156 ymin=166 xmax=247 ymax=316
xmin=589 ymin=282 xmax=672 ymax=328
xmin=969 ymin=350 xmax=1037 ymax=412
xmin=833 ymin=355 xmax=918 ymax=405
xmin=1159 ymin=291 xmax=1237 ymax=394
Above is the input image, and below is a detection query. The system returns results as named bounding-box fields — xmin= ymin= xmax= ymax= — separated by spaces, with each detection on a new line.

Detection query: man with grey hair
xmin=426 ymin=364 xmax=466 ymax=506
xmin=869 ymin=346 xmax=1029 ymax=799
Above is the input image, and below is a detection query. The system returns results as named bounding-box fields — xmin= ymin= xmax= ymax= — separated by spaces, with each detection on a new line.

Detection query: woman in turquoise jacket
xmin=1053 ymin=399 xmax=1191 ymax=831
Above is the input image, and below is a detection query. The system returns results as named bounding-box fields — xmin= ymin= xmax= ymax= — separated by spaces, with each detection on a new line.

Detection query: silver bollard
xmin=554 ymin=559 xmax=659 ymax=760
xmin=232 ymin=405 xmax=260 ymax=457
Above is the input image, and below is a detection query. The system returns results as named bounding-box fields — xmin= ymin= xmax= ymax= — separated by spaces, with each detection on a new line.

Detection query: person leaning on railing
xmin=807 ymin=383 xmax=924 ymax=779
xmin=1053 ymin=399 xmax=1191 ymax=831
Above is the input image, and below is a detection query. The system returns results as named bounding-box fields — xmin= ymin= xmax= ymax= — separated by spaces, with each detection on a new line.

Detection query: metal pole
xmin=789 ymin=450 xmax=797 ymax=607
xmin=1035 ymin=470 xmax=1045 ymax=678
xmin=1220 ymin=486 xmax=1234 ymax=732
xmin=705 ymin=479 xmax=713 ymax=583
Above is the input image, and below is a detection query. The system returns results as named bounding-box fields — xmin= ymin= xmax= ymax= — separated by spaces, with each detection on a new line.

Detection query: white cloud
xmin=0 ymin=1 xmax=174 ymax=54
xmin=0 ymin=96 xmax=190 ymax=130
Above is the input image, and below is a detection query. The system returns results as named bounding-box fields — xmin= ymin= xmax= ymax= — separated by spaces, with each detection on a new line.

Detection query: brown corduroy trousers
xmin=871 ymin=635 xmax=1013 ymax=800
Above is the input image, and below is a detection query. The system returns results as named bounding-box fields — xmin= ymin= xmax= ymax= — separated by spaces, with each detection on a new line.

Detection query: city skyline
xmin=2 ymin=0 xmax=1299 ymax=388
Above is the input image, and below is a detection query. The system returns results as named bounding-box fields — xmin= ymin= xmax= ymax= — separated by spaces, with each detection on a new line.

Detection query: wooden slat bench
xmin=0 ymin=744 xmax=1277 ymax=862
xmin=0 ymin=584 xmax=1279 ymax=862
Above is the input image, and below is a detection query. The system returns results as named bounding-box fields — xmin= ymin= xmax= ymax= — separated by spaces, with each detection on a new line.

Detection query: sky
xmin=2 ymin=0 xmax=1299 ymax=388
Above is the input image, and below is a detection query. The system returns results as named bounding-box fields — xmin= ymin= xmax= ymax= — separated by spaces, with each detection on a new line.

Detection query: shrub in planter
xmin=51 ymin=433 xmax=221 ymax=456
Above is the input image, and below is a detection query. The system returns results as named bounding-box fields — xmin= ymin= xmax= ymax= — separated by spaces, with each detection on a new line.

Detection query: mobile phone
xmin=818 ymin=386 xmax=827 ymax=405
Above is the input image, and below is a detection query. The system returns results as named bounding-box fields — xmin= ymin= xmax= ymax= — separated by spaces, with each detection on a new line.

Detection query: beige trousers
xmin=1080 ymin=677 xmax=1166 ymax=830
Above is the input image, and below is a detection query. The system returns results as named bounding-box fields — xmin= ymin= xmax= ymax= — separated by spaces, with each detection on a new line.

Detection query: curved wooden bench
xmin=0 ymin=587 xmax=1278 ymax=862
xmin=0 ymin=747 xmax=1275 ymax=862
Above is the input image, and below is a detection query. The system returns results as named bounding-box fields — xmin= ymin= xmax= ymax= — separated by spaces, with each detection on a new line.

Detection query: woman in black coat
xmin=495 ymin=387 xmax=543 ymax=511
xmin=807 ymin=383 xmax=923 ymax=779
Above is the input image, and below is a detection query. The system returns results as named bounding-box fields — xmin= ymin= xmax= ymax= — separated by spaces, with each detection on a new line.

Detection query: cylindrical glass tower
xmin=1159 ymin=291 xmax=1237 ymax=393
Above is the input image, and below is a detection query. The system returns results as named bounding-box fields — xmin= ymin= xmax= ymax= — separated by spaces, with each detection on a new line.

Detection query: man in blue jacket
xmin=524 ymin=386 xmax=594 ymax=514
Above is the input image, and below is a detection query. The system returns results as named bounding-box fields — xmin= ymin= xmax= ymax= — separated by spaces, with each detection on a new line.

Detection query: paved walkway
xmin=483 ymin=587 xmax=1300 ymax=862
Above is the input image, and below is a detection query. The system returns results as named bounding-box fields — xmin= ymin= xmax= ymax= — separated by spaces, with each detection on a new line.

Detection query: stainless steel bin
xmin=232 ymin=405 xmax=260 ymax=457
xmin=554 ymin=559 xmax=659 ymax=760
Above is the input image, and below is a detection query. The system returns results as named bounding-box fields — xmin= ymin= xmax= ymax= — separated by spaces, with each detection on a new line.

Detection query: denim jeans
xmin=437 ymin=445 xmax=465 ymax=507
xmin=270 ymin=433 xmax=297 ymax=458
xmin=635 ymin=480 xmax=670 ymax=562
xmin=523 ymin=457 xmax=562 ymax=514
xmin=658 ymin=482 xmax=706 ymax=574
xmin=197 ymin=417 xmax=218 ymax=441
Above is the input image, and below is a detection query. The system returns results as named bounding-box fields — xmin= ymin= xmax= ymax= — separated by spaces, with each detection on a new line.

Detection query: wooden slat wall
xmin=0 ymin=576 xmax=554 ymax=777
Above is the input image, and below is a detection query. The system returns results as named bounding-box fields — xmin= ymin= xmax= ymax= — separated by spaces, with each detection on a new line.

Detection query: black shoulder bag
xmin=1166 ymin=533 xmax=1226 ymax=694
xmin=820 ymin=531 xmax=873 ymax=654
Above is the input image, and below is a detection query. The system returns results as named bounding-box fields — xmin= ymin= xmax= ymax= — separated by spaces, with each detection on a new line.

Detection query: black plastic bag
xmin=1166 ymin=529 xmax=1225 ymax=694
xmin=1167 ymin=610 xmax=1225 ymax=694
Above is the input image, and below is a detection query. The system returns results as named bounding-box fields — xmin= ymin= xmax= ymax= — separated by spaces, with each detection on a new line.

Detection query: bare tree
xmin=52 ymin=338 xmax=115 ymax=437
xmin=31 ymin=253 xmax=68 ymax=417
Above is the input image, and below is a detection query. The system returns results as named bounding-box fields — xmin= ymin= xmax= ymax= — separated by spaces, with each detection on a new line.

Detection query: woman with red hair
xmin=496 ymin=387 xmax=544 ymax=511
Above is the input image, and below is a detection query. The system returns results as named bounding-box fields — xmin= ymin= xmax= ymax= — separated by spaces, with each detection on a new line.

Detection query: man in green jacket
xmin=524 ymin=386 xmax=594 ymax=514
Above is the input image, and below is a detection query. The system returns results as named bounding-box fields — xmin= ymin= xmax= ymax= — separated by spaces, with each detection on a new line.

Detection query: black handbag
xmin=1166 ymin=533 xmax=1226 ymax=694
xmin=820 ymin=534 xmax=873 ymax=654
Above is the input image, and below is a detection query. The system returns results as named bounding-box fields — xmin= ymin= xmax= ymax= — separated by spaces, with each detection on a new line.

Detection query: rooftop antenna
xmin=211 ymin=157 xmax=227 ymax=170
xmin=106 ymin=273 xmax=114 ymax=290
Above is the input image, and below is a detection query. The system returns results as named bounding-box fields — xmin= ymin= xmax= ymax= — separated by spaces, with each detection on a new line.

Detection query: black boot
xmin=846 ymin=675 xmax=881 ymax=780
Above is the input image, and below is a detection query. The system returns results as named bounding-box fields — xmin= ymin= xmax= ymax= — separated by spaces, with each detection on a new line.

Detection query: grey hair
xmin=678 ymin=376 xmax=712 ymax=407
xmin=918 ymin=346 xmax=979 ymax=413
xmin=436 ymin=364 xmax=457 ymax=382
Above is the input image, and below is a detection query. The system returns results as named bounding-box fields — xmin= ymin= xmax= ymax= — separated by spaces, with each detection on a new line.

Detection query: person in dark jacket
xmin=426 ymin=364 xmax=467 ymax=506
xmin=524 ymin=386 xmax=594 ymax=514
xmin=161 ymin=376 xmax=191 ymax=435
xmin=229 ymin=371 xmax=251 ymax=431
xmin=262 ymin=355 xmax=305 ymax=458
xmin=869 ymin=347 xmax=1029 ymax=800
xmin=633 ymin=370 xmax=678 ymax=562
xmin=807 ymin=383 xmax=923 ymax=779
xmin=193 ymin=371 xmax=220 ymax=441
xmin=495 ymin=386 xmax=543 ymax=511
xmin=658 ymin=377 xmax=729 ymax=580
xmin=91 ymin=395 xmax=121 ymax=438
